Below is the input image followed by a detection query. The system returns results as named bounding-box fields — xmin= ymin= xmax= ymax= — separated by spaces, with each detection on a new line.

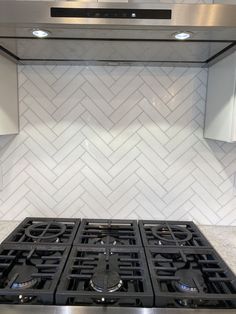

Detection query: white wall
xmin=0 ymin=65 xmax=235 ymax=225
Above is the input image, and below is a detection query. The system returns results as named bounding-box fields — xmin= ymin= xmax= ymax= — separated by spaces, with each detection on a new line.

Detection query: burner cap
xmin=25 ymin=222 xmax=66 ymax=242
xmin=10 ymin=265 xmax=38 ymax=290
xmin=90 ymin=271 xmax=123 ymax=293
xmin=152 ymin=225 xmax=192 ymax=244
xmin=175 ymin=269 xmax=205 ymax=293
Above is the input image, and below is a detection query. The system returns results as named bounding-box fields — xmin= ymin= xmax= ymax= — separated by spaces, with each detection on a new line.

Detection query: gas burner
xmin=174 ymin=268 xmax=208 ymax=309
xmin=174 ymin=269 xmax=205 ymax=293
xmin=146 ymin=247 xmax=236 ymax=308
xmin=90 ymin=270 xmax=123 ymax=293
xmin=56 ymin=246 xmax=153 ymax=306
xmin=10 ymin=264 xmax=38 ymax=290
xmin=139 ymin=220 xmax=211 ymax=248
xmin=25 ymin=222 xmax=66 ymax=243
xmin=3 ymin=217 xmax=80 ymax=245
xmin=174 ymin=268 xmax=208 ymax=308
xmin=92 ymin=236 xmax=122 ymax=246
xmin=74 ymin=219 xmax=142 ymax=247
xmin=0 ymin=244 xmax=69 ymax=305
xmin=151 ymin=225 xmax=192 ymax=245
xmin=88 ymin=250 xmax=123 ymax=293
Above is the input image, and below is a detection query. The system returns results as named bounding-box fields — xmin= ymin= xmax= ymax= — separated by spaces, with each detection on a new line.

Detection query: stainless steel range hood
xmin=0 ymin=1 xmax=236 ymax=66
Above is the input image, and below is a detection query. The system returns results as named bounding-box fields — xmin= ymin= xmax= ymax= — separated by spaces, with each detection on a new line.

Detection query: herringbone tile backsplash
xmin=0 ymin=65 xmax=235 ymax=225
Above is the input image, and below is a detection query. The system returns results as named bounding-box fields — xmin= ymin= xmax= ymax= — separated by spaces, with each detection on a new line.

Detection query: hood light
xmin=174 ymin=32 xmax=192 ymax=40
xmin=32 ymin=29 xmax=49 ymax=38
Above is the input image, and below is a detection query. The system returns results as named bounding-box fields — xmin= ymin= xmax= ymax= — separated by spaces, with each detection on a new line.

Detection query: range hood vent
xmin=0 ymin=1 xmax=236 ymax=66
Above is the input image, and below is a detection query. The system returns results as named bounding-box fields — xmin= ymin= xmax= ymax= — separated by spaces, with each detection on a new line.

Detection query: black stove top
xmin=74 ymin=219 xmax=142 ymax=247
xmin=3 ymin=218 xmax=80 ymax=245
xmin=0 ymin=218 xmax=235 ymax=309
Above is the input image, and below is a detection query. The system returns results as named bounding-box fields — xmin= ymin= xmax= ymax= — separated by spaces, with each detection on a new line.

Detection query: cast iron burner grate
xmin=74 ymin=219 xmax=142 ymax=247
xmin=56 ymin=246 xmax=153 ymax=306
xmin=3 ymin=217 xmax=80 ymax=245
xmin=139 ymin=220 xmax=211 ymax=248
xmin=0 ymin=244 xmax=69 ymax=304
xmin=145 ymin=247 xmax=236 ymax=308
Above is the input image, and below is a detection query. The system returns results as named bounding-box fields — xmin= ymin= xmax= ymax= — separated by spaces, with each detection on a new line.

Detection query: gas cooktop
xmin=0 ymin=218 xmax=235 ymax=309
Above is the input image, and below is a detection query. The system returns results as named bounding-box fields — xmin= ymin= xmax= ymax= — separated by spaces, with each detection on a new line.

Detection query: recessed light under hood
xmin=32 ymin=29 xmax=50 ymax=38
xmin=0 ymin=1 xmax=235 ymax=67
xmin=173 ymin=32 xmax=193 ymax=40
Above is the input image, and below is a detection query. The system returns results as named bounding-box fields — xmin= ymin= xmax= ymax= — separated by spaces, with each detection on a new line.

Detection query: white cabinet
xmin=204 ymin=51 xmax=236 ymax=142
xmin=0 ymin=54 xmax=18 ymax=135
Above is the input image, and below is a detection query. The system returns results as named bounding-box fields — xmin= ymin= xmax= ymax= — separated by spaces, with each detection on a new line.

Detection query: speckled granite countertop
xmin=0 ymin=221 xmax=235 ymax=274
xmin=199 ymin=225 xmax=236 ymax=275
